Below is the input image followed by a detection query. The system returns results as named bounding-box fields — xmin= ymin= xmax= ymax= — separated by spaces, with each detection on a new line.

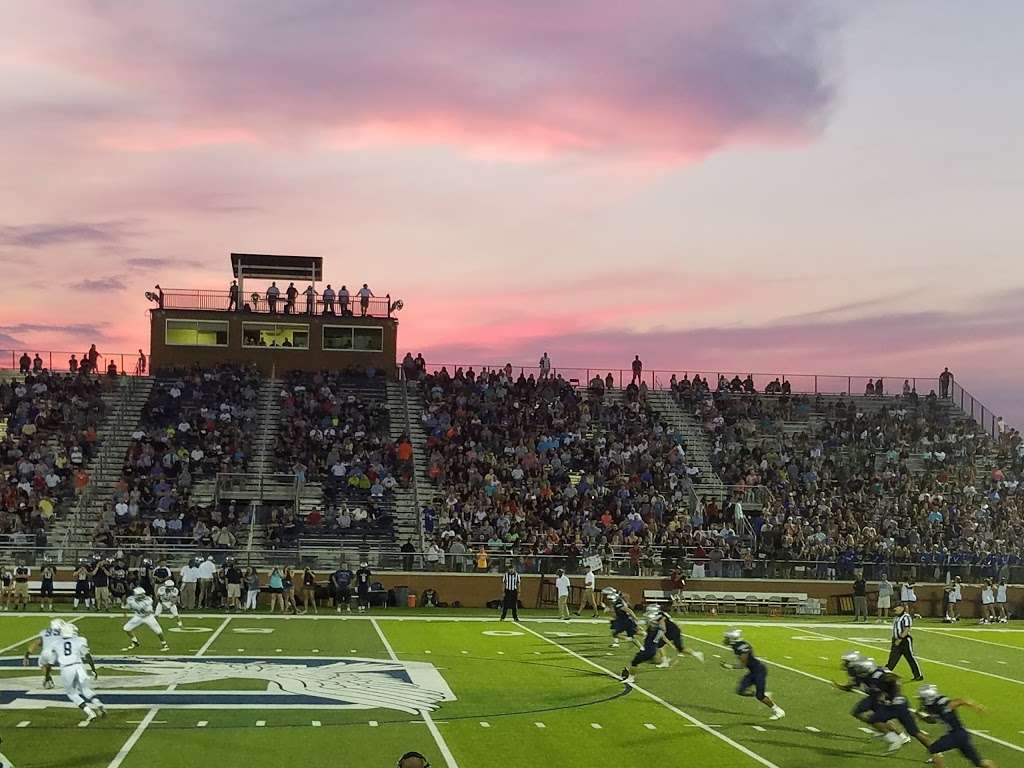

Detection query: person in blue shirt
xmin=331 ymin=562 xmax=354 ymax=613
xmin=918 ymin=684 xmax=996 ymax=767
xmin=721 ymin=629 xmax=785 ymax=720
xmin=602 ymin=588 xmax=641 ymax=649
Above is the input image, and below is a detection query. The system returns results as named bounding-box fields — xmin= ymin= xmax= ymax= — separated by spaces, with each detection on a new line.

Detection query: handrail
xmin=0 ymin=349 xmax=144 ymax=376
xmin=157 ymin=287 xmax=394 ymax=318
xmin=401 ymin=375 xmax=425 ymax=553
xmin=419 ymin=363 xmax=1006 ymax=435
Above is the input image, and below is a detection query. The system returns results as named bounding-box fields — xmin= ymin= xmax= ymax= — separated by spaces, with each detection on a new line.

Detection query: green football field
xmin=1 ymin=609 xmax=1022 ymax=768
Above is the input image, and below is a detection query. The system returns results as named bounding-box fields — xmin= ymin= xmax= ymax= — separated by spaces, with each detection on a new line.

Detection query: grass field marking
xmin=15 ymin=721 xmax=29 ymax=728
xmin=783 ymin=626 xmax=1024 ymax=687
xmin=682 ymin=632 xmax=1024 ymax=757
xmin=514 ymin=622 xmax=781 ymax=768
xmin=106 ymin=616 xmax=232 ymax=768
xmin=917 ymin=627 xmax=1024 ymax=651
xmin=371 ymin=618 xmax=461 ymax=768
xmin=0 ymin=615 xmax=81 ymax=654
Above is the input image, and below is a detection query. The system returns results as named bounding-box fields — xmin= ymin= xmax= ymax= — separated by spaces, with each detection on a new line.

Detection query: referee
xmin=499 ymin=564 xmax=521 ymax=621
xmin=887 ymin=604 xmax=924 ymax=680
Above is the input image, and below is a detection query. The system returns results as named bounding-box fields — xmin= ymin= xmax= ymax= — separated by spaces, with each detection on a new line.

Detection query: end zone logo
xmin=0 ymin=656 xmax=456 ymax=714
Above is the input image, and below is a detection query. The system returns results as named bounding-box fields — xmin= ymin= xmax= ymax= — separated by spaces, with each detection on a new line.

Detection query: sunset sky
xmin=1 ymin=2 xmax=1021 ymax=423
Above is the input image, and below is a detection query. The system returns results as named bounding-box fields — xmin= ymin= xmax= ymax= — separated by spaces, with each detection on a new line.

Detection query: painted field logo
xmin=0 ymin=656 xmax=456 ymax=714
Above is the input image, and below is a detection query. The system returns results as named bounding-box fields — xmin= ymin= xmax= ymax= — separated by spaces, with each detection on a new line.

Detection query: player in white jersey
xmin=22 ymin=619 xmax=66 ymax=688
xmin=123 ymin=587 xmax=170 ymax=651
xmin=39 ymin=622 xmax=106 ymax=722
xmin=155 ymin=579 xmax=183 ymax=627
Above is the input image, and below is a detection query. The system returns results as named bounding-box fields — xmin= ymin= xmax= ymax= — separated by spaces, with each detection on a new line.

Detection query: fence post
xmin=847 ymin=376 xmax=851 ymax=395
xmin=814 ymin=375 xmax=818 ymax=394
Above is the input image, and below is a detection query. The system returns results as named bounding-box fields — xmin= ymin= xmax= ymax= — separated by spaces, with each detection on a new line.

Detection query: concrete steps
xmin=386 ymin=380 xmax=426 ymax=544
xmin=645 ymin=389 xmax=726 ymax=503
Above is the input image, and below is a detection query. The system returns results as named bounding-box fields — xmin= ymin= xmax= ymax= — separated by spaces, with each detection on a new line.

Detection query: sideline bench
xmin=643 ymin=589 xmax=814 ymax=615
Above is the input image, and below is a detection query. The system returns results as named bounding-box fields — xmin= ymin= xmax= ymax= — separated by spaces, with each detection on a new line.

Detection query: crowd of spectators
xmin=417 ymin=365 xmax=707 ymax=573
xmin=1 ymin=371 xmax=109 ymax=551
xmin=110 ymin=364 xmax=260 ymax=550
xmin=666 ymin=374 xmax=1024 ymax=580
xmin=270 ymin=369 xmax=405 ymax=540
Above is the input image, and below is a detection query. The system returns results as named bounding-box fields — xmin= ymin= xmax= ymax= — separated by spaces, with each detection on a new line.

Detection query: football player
xmin=648 ymin=605 xmax=704 ymax=667
xmin=39 ymin=622 xmax=106 ymax=722
xmin=155 ymin=579 xmax=183 ymax=628
xmin=123 ymin=587 xmax=170 ymax=651
xmin=835 ymin=653 xmax=910 ymax=751
xmin=865 ymin=667 xmax=933 ymax=755
xmin=918 ymin=684 xmax=996 ymax=768
xmin=721 ymin=629 xmax=785 ymax=720
xmin=21 ymin=619 xmax=66 ymax=688
xmin=620 ymin=607 xmax=668 ymax=683
xmin=603 ymin=588 xmax=641 ymax=649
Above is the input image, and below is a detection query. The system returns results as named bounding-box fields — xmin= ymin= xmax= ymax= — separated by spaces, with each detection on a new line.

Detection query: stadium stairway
xmin=386 ymin=379 xmax=426 ymax=545
xmin=250 ymin=376 xmax=280 ymax=475
xmin=63 ymin=376 xmax=155 ymax=554
xmin=645 ymin=389 xmax=726 ymax=503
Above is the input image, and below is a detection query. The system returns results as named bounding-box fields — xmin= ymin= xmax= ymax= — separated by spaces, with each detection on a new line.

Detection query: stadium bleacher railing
xmin=416 ymin=364 xmax=1003 ymax=438
xmin=158 ymin=288 xmax=395 ymax=317
xmin=0 ymin=349 xmax=145 ymax=376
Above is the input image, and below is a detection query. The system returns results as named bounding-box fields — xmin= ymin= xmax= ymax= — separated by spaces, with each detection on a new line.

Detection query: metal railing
xmin=412 ymin=364 xmax=1005 ymax=437
xmin=214 ymin=473 xmax=301 ymax=507
xmin=158 ymin=288 xmax=395 ymax=318
xmin=400 ymin=376 xmax=426 ymax=554
xmin=0 ymin=350 xmax=146 ymax=376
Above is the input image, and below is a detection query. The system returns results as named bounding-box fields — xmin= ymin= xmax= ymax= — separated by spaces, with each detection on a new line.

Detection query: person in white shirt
xmin=900 ymin=580 xmax=917 ymax=613
xmin=123 ymin=587 xmax=170 ymax=651
xmin=357 ymin=283 xmax=373 ymax=316
xmin=40 ymin=622 xmax=106 ymax=721
xmin=156 ymin=580 xmax=183 ymax=628
xmin=945 ymin=576 xmax=962 ymax=622
xmin=554 ymin=569 xmax=571 ymax=621
xmin=876 ymin=573 xmax=894 ymax=622
xmin=577 ymin=566 xmax=599 ymax=618
xmin=995 ymin=578 xmax=1008 ymax=623
xmin=980 ymin=579 xmax=995 ymax=624
xmin=180 ymin=561 xmax=200 ymax=609
xmin=197 ymin=556 xmax=216 ymax=609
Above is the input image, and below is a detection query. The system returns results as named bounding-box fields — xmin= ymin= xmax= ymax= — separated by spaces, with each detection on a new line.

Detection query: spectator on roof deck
xmin=136 ymin=349 xmax=147 ymax=376
xmin=228 ymin=279 xmax=239 ymax=311
xmin=339 ymin=285 xmax=350 ymax=315
xmin=322 ymin=284 xmax=335 ymax=315
xmin=32 ymin=353 xmax=44 ymax=372
xmin=605 ymin=371 xmax=614 ymax=390
xmin=631 ymin=355 xmax=643 ymax=385
xmin=266 ymin=281 xmax=280 ymax=313
xmin=68 ymin=354 xmax=78 ymax=373
xmin=285 ymin=282 xmax=298 ymax=314
xmin=358 ymin=283 xmax=373 ymax=316
xmin=865 ymin=380 xmax=875 ymax=396
xmin=88 ymin=344 xmax=99 ymax=371
xmin=303 ymin=284 xmax=316 ymax=315
xmin=18 ymin=352 xmax=30 ymax=373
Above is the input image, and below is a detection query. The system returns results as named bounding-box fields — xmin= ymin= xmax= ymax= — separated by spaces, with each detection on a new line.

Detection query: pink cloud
xmin=5 ymin=1 xmax=841 ymax=160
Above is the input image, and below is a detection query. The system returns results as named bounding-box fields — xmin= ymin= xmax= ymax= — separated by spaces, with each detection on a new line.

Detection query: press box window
xmin=324 ymin=326 xmax=383 ymax=352
xmin=165 ymin=319 xmax=229 ymax=347
xmin=242 ymin=322 xmax=309 ymax=349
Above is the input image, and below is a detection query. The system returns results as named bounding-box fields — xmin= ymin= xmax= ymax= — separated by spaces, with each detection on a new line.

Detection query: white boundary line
xmin=514 ymin=621 xmax=780 ymax=768
xmin=371 ymin=618 xmax=461 ymax=768
xmin=0 ymin=615 xmax=81 ymax=654
xmin=682 ymin=630 xmax=1024 ymax=756
xmin=106 ymin=616 xmax=231 ymax=768
xmin=781 ymin=625 xmax=1024 ymax=687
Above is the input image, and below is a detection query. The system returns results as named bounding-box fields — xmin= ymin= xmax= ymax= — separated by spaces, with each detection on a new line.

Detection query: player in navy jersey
xmin=835 ymin=652 xmax=910 ymax=750
xmin=619 ymin=610 xmax=667 ymax=683
xmin=602 ymin=588 xmax=641 ymax=648
xmin=863 ymin=665 xmax=933 ymax=755
xmin=648 ymin=606 xmax=704 ymax=666
xmin=721 ymin=629 xmax=785 ymax=720
xmin=918 ymin=685 xmax=996 ymax=767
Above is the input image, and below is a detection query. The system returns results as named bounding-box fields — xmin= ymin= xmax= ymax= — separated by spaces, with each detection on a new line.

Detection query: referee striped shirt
xmin=503 ymin=571 xmax=521 ymax=591
xmin=892 ymin=612 xmax=912 ymax=640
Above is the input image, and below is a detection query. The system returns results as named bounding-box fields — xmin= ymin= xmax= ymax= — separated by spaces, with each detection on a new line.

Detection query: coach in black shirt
xmin=852 ymin=571 xmax=868 ymax=623
xmin=500 ymin=565 xmax=520 ymax=621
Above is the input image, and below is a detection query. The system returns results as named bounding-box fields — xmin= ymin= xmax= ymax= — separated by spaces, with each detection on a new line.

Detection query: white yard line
xmin=371 ymin=618 xmax=461 ymax=768
xmin=682 ymin=631 xmax=1024 ymax=757
xmin=106 ymin=617 xmax=231 ymax=768
xmin=782 ymin=626 xmax=1024 ymax=687
xmin=917 ymin=627 xmax=1024 ymax=651
xmin=0 ymin=616 xmax=81 ymax=655
xmin=515 ymin=622 xmax=780 ymax=768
